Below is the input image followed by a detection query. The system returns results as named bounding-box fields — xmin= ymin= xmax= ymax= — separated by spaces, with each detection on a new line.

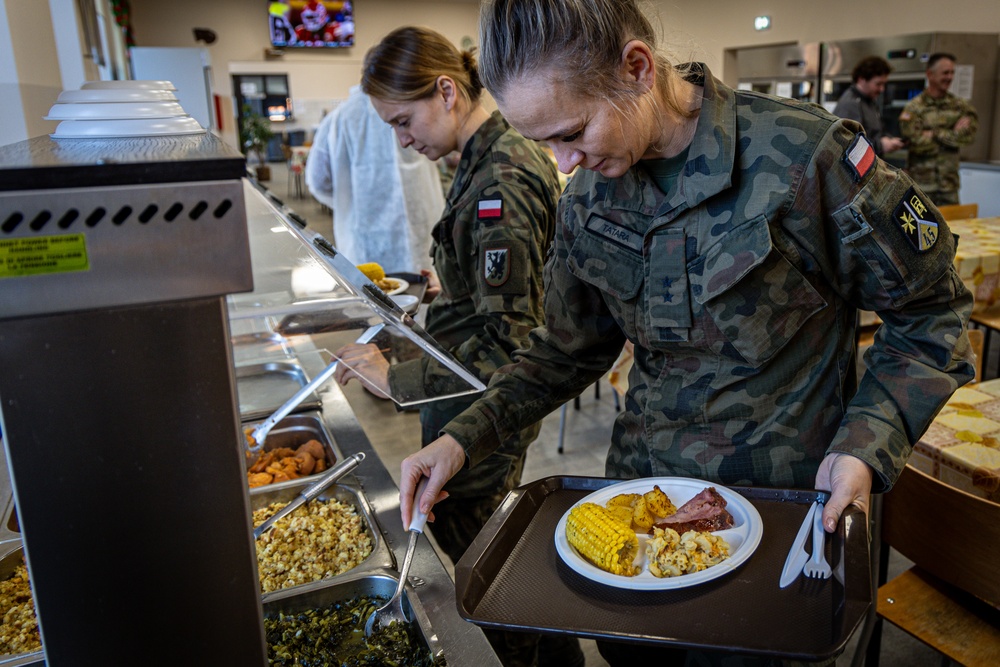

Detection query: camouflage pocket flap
xmin=690 ymin=214 xmax=772 ymax=305
xmin=568 ymin=222 xmax=643 ymax=300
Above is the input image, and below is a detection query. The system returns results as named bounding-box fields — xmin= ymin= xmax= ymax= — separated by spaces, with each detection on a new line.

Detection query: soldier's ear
xmin=621 ymin=40 xmax=655 ymax=92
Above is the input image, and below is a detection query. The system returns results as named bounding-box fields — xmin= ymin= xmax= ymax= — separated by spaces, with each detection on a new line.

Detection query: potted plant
xmin=240 ymin=105 xmax=274 ymax=181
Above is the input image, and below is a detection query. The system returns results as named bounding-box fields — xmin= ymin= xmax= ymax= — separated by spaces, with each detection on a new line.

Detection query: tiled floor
xmin=262 ymin=161 xmax=949 ymax=667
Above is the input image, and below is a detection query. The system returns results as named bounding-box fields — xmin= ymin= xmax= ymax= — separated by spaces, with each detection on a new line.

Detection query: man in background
xmin=833 ymin=56 xmax=905 ymax=157
xmin=900 ymin=52 xmax=978 ymax=205
xmin=306 ymin=86 xmax=445 ymax=274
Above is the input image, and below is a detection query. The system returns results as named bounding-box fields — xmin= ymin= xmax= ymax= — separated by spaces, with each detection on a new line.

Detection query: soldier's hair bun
xmin=461 ymin=49 xmax=484 ymax=95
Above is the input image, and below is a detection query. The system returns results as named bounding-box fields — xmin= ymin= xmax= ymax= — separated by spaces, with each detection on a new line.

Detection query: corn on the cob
xmin=356 ymin=262 xmax=386 ymax=283
xmin=566 ymin=502 xmax=639 ymax=576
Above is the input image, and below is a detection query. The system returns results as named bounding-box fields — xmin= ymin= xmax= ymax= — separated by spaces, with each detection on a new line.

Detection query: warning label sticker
xmin=0 ymin=234 xmax=89 ymax=278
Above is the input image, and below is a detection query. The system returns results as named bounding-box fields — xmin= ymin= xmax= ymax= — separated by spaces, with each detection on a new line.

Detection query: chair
xmin=937 ymin=202 xmax=979 ymax=221
xmin=863 ymin=465 xmax=1000 ymax=667
xmin=557 ymin=380 xmax=620 ymax=454
xmin=281 ymin=144 xmax=306 ymax=198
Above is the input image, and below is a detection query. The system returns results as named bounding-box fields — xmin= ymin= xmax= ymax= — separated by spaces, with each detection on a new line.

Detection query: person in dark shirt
xmin=833 ymin=56 xmax=905 ymax=157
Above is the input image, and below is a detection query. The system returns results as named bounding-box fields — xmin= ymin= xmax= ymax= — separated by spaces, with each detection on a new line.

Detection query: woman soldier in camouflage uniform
xmin=332 ymin=26 xmax=579 ymax=667
xmin=400 ymin=1 xmax=975 ymax=664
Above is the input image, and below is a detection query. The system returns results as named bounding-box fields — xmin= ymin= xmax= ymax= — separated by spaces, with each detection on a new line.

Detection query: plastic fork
xmin=802 ymin=502 xmax=832 ymax=580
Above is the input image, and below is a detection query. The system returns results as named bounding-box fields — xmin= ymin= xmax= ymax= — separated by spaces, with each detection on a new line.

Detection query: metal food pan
xmin=230 ymin=331 xmax=294 ymax=366
xmin=235 ymin=360 xmax=321 ymax=421
xmin=0 ymin=496 xmax=18 ymax=547
xmin=251 ymin=482 xmax=395 ymax=599
xmin=262 ymin=568 xmax=444 ymax=665
xmin=455 ymin=475 xmax=871 ymax=661
xmin=244 ymin=411 xmax=343 ymax=493
xmin=0 ymin=545 xmax=44 ymax=667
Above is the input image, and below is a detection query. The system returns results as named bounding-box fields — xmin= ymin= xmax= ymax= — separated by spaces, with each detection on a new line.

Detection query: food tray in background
xmin=230 ymin=331 xmax=295 ymax=366
xmin=455 ymin=475 xmax=870 ymax=661
xmin=244 ymin=411 xmax=343 ymax=493
xmin=262 ymin=569 xmax=444 ymax=665
xmin=0 ymin=545 xmax=45 ymax=666
xmin=236 ymin=360 xmax=321 ymax=421
xmin=250 ymin=482 xmax=395 ymax=600
xmin=274 ymin=272 xmax=428 ymax=336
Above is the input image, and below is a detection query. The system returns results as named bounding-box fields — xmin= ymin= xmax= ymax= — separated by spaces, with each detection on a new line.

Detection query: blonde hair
xmin=478 ymin=0 xmax=690 ymax=118
xmin=362 ymin=26 xmax=483 ymax=105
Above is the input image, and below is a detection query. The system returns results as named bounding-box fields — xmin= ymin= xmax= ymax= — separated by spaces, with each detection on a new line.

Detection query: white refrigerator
xmin=130 ymin=46 xmax=216 ymax=130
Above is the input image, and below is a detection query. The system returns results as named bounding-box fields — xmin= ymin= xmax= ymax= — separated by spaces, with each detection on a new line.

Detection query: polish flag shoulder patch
xmin=478 ymin=198 xmax=503 ymax=219
xmin=844 ymin=134 xmax=876 ymax=182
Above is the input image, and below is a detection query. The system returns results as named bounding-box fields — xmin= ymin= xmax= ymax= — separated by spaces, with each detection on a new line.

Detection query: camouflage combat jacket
xmin=387 ymin=111 xmax=560 ymax=403
xmin=900 ymin=91 xmax=978 ymax=196
xmin=444 ymin=64 xmax=974 ymax=492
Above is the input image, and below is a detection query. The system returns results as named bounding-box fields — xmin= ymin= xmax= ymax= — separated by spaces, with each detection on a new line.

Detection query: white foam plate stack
xmin=48 ymin=80 xmax=206 ymax=138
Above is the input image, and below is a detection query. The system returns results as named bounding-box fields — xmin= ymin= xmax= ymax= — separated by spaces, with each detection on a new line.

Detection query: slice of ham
xmin=651 ymin=486 xmax=734 ymax=534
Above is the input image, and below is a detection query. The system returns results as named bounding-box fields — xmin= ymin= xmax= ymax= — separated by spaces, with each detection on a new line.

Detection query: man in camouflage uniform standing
xmin=900 ymin=52 xmax=978 ymax=206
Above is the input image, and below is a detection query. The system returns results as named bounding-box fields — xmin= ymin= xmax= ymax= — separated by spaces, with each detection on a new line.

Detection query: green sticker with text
xmin=0 ymin=234 xmax=89 ymax=278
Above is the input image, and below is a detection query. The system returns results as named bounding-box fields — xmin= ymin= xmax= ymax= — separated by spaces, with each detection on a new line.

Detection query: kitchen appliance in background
xmin=820 ymin=33 xmax=997 ymax=163
xmin=130 ymin=46 xmax=217 ymax=131
xmin=732 ymin=42 xmax=822 ymax=103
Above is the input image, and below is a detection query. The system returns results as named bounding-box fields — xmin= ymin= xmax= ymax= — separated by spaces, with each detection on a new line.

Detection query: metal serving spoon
xmin=364 ymin=478 xmax=430 ymax=637
xmin=245 ymin=323 xmax=384 ymax=455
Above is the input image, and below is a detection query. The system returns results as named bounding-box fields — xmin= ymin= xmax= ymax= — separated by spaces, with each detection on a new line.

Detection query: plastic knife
xmin=779 ymin=501 xmax=819 ymax=588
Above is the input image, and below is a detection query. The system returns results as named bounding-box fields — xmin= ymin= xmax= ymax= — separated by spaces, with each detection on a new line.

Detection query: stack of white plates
xmin=47 ymin=80 xmax=206 ymax=139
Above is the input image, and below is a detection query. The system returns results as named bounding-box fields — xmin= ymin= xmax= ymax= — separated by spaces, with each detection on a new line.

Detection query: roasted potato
xmin=606 ymin=493 xmax=641 ymax=509
xmin=631 ymin=497 xmax=656 ymax=531
xmin=644 ymin=485 xmax=677 ymax=518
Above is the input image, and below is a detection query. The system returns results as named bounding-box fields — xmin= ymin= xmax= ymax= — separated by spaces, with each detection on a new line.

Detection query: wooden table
xmin=911 ymin=376 xmax=1000 ymax=502
xmin=862 ymin=216 xmax=1000 ymax=326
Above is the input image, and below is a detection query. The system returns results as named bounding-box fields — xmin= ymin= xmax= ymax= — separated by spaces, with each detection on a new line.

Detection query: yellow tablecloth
xmin=861 ymin=216 xmax=1000 ymax=326
xmin=949 ymin=216 xmax=1000 ymax=312
xmin=912 ymin=377 xmax=1000 ymax=502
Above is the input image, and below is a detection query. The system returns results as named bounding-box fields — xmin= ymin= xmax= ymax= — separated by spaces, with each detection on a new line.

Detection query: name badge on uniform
xmin=893 ymin=187 xmax=938 ymax=252
xmin=478 ymin=198 xmax=503 ymax=219
xmin=584 ymin=214 xmax=643 ymax=253
xmin=843 ymin=134 xmax=875 ymax=182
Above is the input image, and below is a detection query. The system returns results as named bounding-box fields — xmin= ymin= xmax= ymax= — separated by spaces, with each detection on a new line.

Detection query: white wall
xmin=129 ymin=0 xmax=481 ymax=148
xmin=1 ymin=0 xmax=63 ymax=144
xmin=128 ymin=0 xmax=1000 ymax=158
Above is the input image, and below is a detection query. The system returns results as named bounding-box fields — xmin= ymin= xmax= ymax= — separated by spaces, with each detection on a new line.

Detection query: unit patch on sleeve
xmin=893 ymin=187 xmax=938 ymax=252
xmin=478 ymin=198 xmax=503 ymax=219
xmin=484 ymin=246 xmax=510 ymax=286
xmin=843 ymin=134 xmax=875 ymax=182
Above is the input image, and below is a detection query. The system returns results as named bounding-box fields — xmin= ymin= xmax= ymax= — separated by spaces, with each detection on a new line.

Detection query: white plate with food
xmin=377 ymin=277 xmax=409 ymax=296
xmin=554 ymin=477 xmax=762 ymax=590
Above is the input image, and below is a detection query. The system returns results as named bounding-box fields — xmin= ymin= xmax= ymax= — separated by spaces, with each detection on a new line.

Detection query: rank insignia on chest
xmin=893 ymin=187 xmax=938 ymax=252
xmin=478 ymin=198 xmax=503 ymax=219
xmin=484 ymin=246 xmax=510 ymax=286
xmin=843 ymin=134 xmax=875 ymax=182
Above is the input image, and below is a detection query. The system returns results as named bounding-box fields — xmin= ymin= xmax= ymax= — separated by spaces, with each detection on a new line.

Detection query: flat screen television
xmin=268 ymin=1 xmax=354 ymax=49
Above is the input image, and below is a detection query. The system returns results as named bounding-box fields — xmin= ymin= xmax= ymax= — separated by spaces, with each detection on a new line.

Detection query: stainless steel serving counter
xmin=289 ymin=340 xmax=501 ymax=666
xmin=0 ymin=179 xmax=500 ymax=665
xmin=236 ymin=180 xmax=501 ymax=665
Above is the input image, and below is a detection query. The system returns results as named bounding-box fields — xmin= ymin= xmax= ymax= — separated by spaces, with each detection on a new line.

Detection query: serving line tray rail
xmin=455 ymin=475 xmax=870 ymax=661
